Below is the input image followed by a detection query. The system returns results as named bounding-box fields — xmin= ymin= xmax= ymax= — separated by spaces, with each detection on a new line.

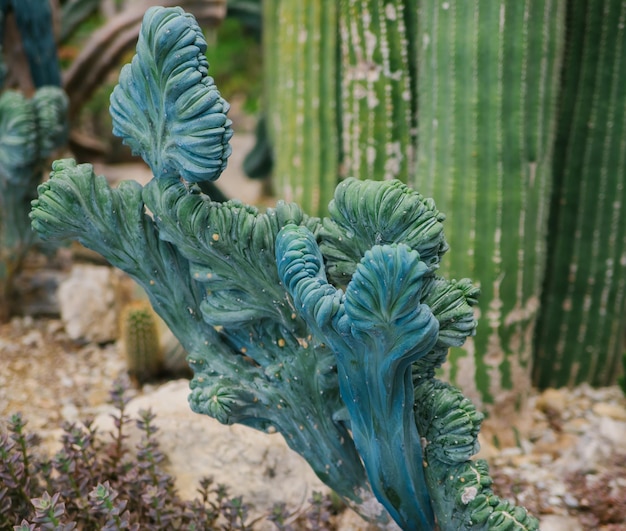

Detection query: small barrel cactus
xmin=119 ymin=300 xmax=163 ymax=385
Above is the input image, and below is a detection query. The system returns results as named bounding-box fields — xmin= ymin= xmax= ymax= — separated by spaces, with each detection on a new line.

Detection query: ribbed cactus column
xmin=534 ymin=0 xmax=626 ymax=388
xmin=263 ymin=0 xmax=338 ymax=215
xmin=338 ymin=0 xmax=415 ymax=182
xmin=414 ymin=1 xmax=565 ymax=411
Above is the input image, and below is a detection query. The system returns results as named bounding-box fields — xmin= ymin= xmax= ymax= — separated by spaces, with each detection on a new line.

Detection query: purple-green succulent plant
xmin=30 ymin=6 xmax=538 ymax=530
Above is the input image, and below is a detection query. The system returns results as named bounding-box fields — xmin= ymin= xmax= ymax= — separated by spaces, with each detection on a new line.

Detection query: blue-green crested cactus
xmin=31 ymin=6 xmax=538 ymax=529
xmin=0 ymin=85 xmax=68 ymax=320
xmin=0 ymin=0 xmax=68 ymax=321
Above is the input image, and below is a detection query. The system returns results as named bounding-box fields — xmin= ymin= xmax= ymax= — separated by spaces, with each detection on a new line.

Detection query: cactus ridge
xmin=415 ymin=0 xmax=565 ymax=408
xmin=534 ymin=0 xmax=626 ymax=388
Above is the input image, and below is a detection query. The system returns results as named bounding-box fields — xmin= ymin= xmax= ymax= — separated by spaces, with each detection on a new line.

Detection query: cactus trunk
xmin=338 ymin=0 xmax=415 ymax=182
xmin=413 ymin=1 xmax=565 ymax=412
xmin=534 ymin=0 xmax=626 ymax=388
xmin=263 ymin=0 xmax=338 ymax=216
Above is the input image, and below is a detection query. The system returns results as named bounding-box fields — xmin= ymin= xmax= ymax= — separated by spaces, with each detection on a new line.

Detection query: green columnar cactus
xmin=263 ymin=0 xmax=338 ymax=215
xmin=264 ymin=0 xmax=418 ymax=211
xmin=533 ymin=0 xmax=626 ymax=388
xmin=0 ymin=86 xmax=68 ymax=321
xmin=338 ymin=0 xmax=414 ymax=182
xmin=262 ymin=2 xmax=573 ymax=416
xmin=31 ymin=7 xmax=539 ymax=529
xmin=414 ymin=1 xmax=565 ymax=411
xmin=119 ymin=300 xmax=164 ymax=385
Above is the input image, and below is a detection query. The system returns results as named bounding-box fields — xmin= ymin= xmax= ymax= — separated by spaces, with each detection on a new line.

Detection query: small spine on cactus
xmin=414 ymin=1 xmax=565 ymax=411
xmin=338 ymin=0 xmax=414 ymax=182
xmin=263 ymin=0 xmax=338 ymax=216
xmin=534 ymin=0 xmax=626 ymax=388
xmin=119 ymin=300 xmax=163 ymax=385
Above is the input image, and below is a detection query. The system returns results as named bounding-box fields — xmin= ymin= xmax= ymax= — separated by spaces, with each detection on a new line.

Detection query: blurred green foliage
xmin=206 ymin=16 xmax=262 ymax=115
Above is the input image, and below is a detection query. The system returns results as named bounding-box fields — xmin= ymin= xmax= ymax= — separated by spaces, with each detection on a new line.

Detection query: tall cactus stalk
xmin=0 ymin=0 xmax=67 ymax=321
xmin=264 ymin=1 xmax=417 ymax=214
xmin=338 ymin=0 xmax=414 ymax=182
xmin=414 ymin=1 xmax=565 ymax=412
xmin=263 ymin=0 xmax=338 ymax=215
xmin=534 ymin=0 xmax=626 ymax=388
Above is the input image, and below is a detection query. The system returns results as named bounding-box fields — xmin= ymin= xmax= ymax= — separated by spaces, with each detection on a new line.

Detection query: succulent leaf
xmin=110 ymin=6 xmax=232 ymax=183
xmin=345 ymin=244 xmax=440 ymax=372
xmin=189 ymin=378 xmax=259 ymax=426
xmin=276 ymin=223 xmax=345 ymax=336
xmin=415 ymin=379 xmax=539 ymax=530
xmin=31 ymin=159 xmax=146 ymax=256
xmin=415 ymin=379 xmax=483 ymax=466
xmin=424 ymin=278 xmax=480 ymax=348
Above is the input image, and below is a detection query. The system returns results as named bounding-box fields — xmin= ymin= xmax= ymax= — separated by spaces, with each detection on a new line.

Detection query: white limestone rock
xmin=93 ymin=379 xmax=329 ymax=521
xmin=58 ymin=264 xmax=120 ymax=343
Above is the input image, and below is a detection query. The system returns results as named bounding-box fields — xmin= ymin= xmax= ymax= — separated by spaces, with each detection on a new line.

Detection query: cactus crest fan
xmin=110 ymin=6 xmax=233 ymax=183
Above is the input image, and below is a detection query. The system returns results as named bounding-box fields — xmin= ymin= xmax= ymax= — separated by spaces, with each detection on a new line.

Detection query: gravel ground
xmin=2 ymin=313 xmax=626 ymax=530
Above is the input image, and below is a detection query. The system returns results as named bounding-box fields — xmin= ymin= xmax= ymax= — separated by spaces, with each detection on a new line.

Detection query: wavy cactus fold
xmin=31 ymin=6 xmax=539 ymax=529
xmin=110 ymin=6 xmax=232 ymax=183
xmin=319 ymin=178 xmax=449 ymax=285
xmin=415 ymin=380 xmax=537 ymax=530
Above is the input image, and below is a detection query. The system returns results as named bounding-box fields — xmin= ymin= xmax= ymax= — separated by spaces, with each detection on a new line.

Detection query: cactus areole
xmin=30 ymin=7 xmax=538 ymax=530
